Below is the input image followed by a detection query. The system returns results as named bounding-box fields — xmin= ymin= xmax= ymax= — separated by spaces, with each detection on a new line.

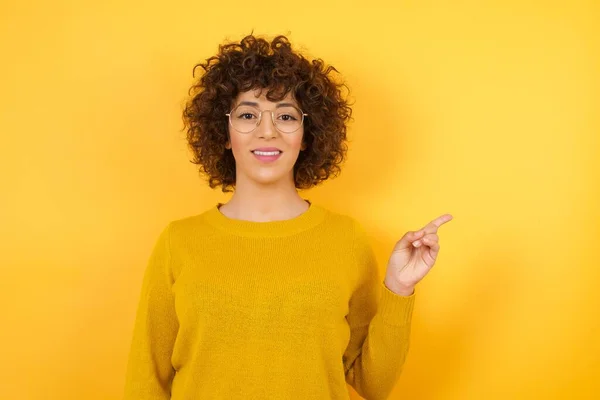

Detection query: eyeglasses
xmin=225 ymin=104 xmax=308 ymax=134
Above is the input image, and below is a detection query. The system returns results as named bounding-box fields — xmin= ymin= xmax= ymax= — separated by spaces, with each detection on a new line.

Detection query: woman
xmin=124 ymin=33 xmax=453 ymax=400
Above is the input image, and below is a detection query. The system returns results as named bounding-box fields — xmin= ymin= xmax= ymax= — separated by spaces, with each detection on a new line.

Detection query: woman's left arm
xmin=343 ymin=214 xmax=453 ymax=400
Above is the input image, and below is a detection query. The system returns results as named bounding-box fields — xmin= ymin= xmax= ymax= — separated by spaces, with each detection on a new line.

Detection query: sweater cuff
xmin=378 ymin=281 xmax=416 ymax=326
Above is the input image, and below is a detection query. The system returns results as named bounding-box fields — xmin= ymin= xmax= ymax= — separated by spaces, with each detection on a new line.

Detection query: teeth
xmin=253 ymin=150 xmax=281 ymax=156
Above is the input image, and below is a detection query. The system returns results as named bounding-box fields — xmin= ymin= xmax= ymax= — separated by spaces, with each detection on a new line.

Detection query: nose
xmin=256 ymin=110 xmax=277 ymax=138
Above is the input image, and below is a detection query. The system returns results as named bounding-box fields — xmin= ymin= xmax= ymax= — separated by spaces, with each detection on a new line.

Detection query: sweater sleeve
xmin=124 ymin=223 xmax=178 ymax=400
xmin=343 ymin=220 xmax=416 ymax=400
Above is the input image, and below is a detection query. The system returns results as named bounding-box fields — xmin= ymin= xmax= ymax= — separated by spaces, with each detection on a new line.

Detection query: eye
xmin=278 ymin=114 xmax=298 ymax=121
xmin=238 ymin=113 xmax=257 ymax=120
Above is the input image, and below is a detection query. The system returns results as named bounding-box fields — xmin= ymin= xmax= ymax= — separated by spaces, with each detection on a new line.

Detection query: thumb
xmin=394 ymin=230 xmax=425 ymax=251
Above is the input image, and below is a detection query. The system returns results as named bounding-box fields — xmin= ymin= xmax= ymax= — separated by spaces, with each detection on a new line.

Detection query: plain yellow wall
xmin=1 ymin=1 xmax=598 ymax=399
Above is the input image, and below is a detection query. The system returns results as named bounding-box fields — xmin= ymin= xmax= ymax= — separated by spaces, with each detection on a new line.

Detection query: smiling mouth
xmin=251 ymin=150 xmax=283 ymax=163
xmin=251 ymin=150 xmax=282 ymax=156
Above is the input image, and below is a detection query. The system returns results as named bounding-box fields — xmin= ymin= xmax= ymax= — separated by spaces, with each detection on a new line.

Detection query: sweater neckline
xmin=203 ymin=199 xmax=327 ymax=237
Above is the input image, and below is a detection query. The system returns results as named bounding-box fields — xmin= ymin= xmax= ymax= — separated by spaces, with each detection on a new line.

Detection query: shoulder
xmin=318 ymin=205 xmax=370 ymax=246
xmin=157 ymin=206 xmax=219 ymax=242
xmin=319 ymin=207 xmax=378 ymax=286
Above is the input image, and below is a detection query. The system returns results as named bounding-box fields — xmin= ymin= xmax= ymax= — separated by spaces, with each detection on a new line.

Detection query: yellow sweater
xmin=124 ymin=202 xmax=415 ymax=400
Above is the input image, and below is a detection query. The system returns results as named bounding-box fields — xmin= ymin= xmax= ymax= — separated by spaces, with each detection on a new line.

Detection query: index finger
xmin=420 ymin=214 xmax=453 ymax=233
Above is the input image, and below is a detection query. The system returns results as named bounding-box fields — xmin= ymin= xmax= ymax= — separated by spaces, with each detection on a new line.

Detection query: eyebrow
xmin=237 ymin=101 xmax=297 ymax=108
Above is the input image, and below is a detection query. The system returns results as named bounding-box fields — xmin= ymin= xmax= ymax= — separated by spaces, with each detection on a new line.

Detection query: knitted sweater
xmin=123 ymin=202 xmax=415 ymax=400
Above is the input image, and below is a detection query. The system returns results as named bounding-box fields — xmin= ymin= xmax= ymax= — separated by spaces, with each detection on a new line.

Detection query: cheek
xmin=228 ymin=133 xmax=247 ymax=157
xmin=287 ymin=131 xmax=305 ymax=151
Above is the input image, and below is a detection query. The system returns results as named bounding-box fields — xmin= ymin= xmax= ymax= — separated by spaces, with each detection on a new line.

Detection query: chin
xmin=246 ymin=170 xmax=292 ymax=186
xmin=252 ymin=175 xmax=287 ymax=186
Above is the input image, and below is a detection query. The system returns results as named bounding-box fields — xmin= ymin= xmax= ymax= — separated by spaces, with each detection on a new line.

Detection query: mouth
xmin=251 ymin=150 xmax=282 ymax=156
xmin=251 ymin=149 xmax=282 ymax=162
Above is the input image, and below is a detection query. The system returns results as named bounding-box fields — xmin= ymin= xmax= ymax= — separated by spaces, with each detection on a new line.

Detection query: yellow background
xmin=1 ymin=1 xmax=598 ymax=399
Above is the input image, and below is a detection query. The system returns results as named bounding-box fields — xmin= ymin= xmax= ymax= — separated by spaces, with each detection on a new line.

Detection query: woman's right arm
xmin=124 ymin=223 xmax=178 ymax=400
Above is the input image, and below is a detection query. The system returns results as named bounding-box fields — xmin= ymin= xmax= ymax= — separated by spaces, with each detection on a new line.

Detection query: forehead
xmin=235 ymin=88 xmax=297 ymax=105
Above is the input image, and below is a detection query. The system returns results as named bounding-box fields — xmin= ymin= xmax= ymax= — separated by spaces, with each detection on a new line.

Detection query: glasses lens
xmin=230 ymin=105 xmax=304 ymax=133
xmin=230 ymin=105 xmax=260 ymax=133
xmin=273 ymin=106 xmax=303 ymax=133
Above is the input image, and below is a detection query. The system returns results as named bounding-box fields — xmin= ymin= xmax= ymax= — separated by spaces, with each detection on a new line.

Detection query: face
xmin=225 ymin=88 xmax=307 ymax=188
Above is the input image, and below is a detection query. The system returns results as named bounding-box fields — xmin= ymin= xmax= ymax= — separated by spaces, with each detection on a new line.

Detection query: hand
xmin=384 ymin=214 xmax=453 ymax=296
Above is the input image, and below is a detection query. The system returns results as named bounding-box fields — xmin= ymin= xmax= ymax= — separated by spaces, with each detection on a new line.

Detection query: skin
xmin=220 ymin=87 xmax=454 ymax=296
xmin=383 ymin=214 xmax=454 ymax=296
xmin=219 ymin=88 xmax=308 ymax=222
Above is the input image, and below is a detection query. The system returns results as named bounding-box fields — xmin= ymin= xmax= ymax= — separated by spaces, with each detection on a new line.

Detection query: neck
xmin=219 ymin=177 xmax=309 ymax=222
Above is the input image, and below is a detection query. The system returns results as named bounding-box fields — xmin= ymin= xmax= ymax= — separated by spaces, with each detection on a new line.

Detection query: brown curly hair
xmin=182 ymin=33 xmax=353 ymax=193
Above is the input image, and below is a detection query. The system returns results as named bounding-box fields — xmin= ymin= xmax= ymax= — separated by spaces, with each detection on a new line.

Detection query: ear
xmin=225 ymin=140 xmax=231 ymax=150
xmin=300 ymin=141 xmax=307 ymax=151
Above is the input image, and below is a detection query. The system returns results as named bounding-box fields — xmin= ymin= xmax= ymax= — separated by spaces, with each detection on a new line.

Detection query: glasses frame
xmin=225 ymin=104 xmax=308 ymax=134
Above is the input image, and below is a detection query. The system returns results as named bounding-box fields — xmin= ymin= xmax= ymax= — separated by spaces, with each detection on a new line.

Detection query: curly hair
xmin=181 ymin=33 xmax=353 ymax=193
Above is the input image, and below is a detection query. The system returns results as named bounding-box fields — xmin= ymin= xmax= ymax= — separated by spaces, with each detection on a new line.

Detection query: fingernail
xmin=413 ymin=241 xmax=421 ymax=247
